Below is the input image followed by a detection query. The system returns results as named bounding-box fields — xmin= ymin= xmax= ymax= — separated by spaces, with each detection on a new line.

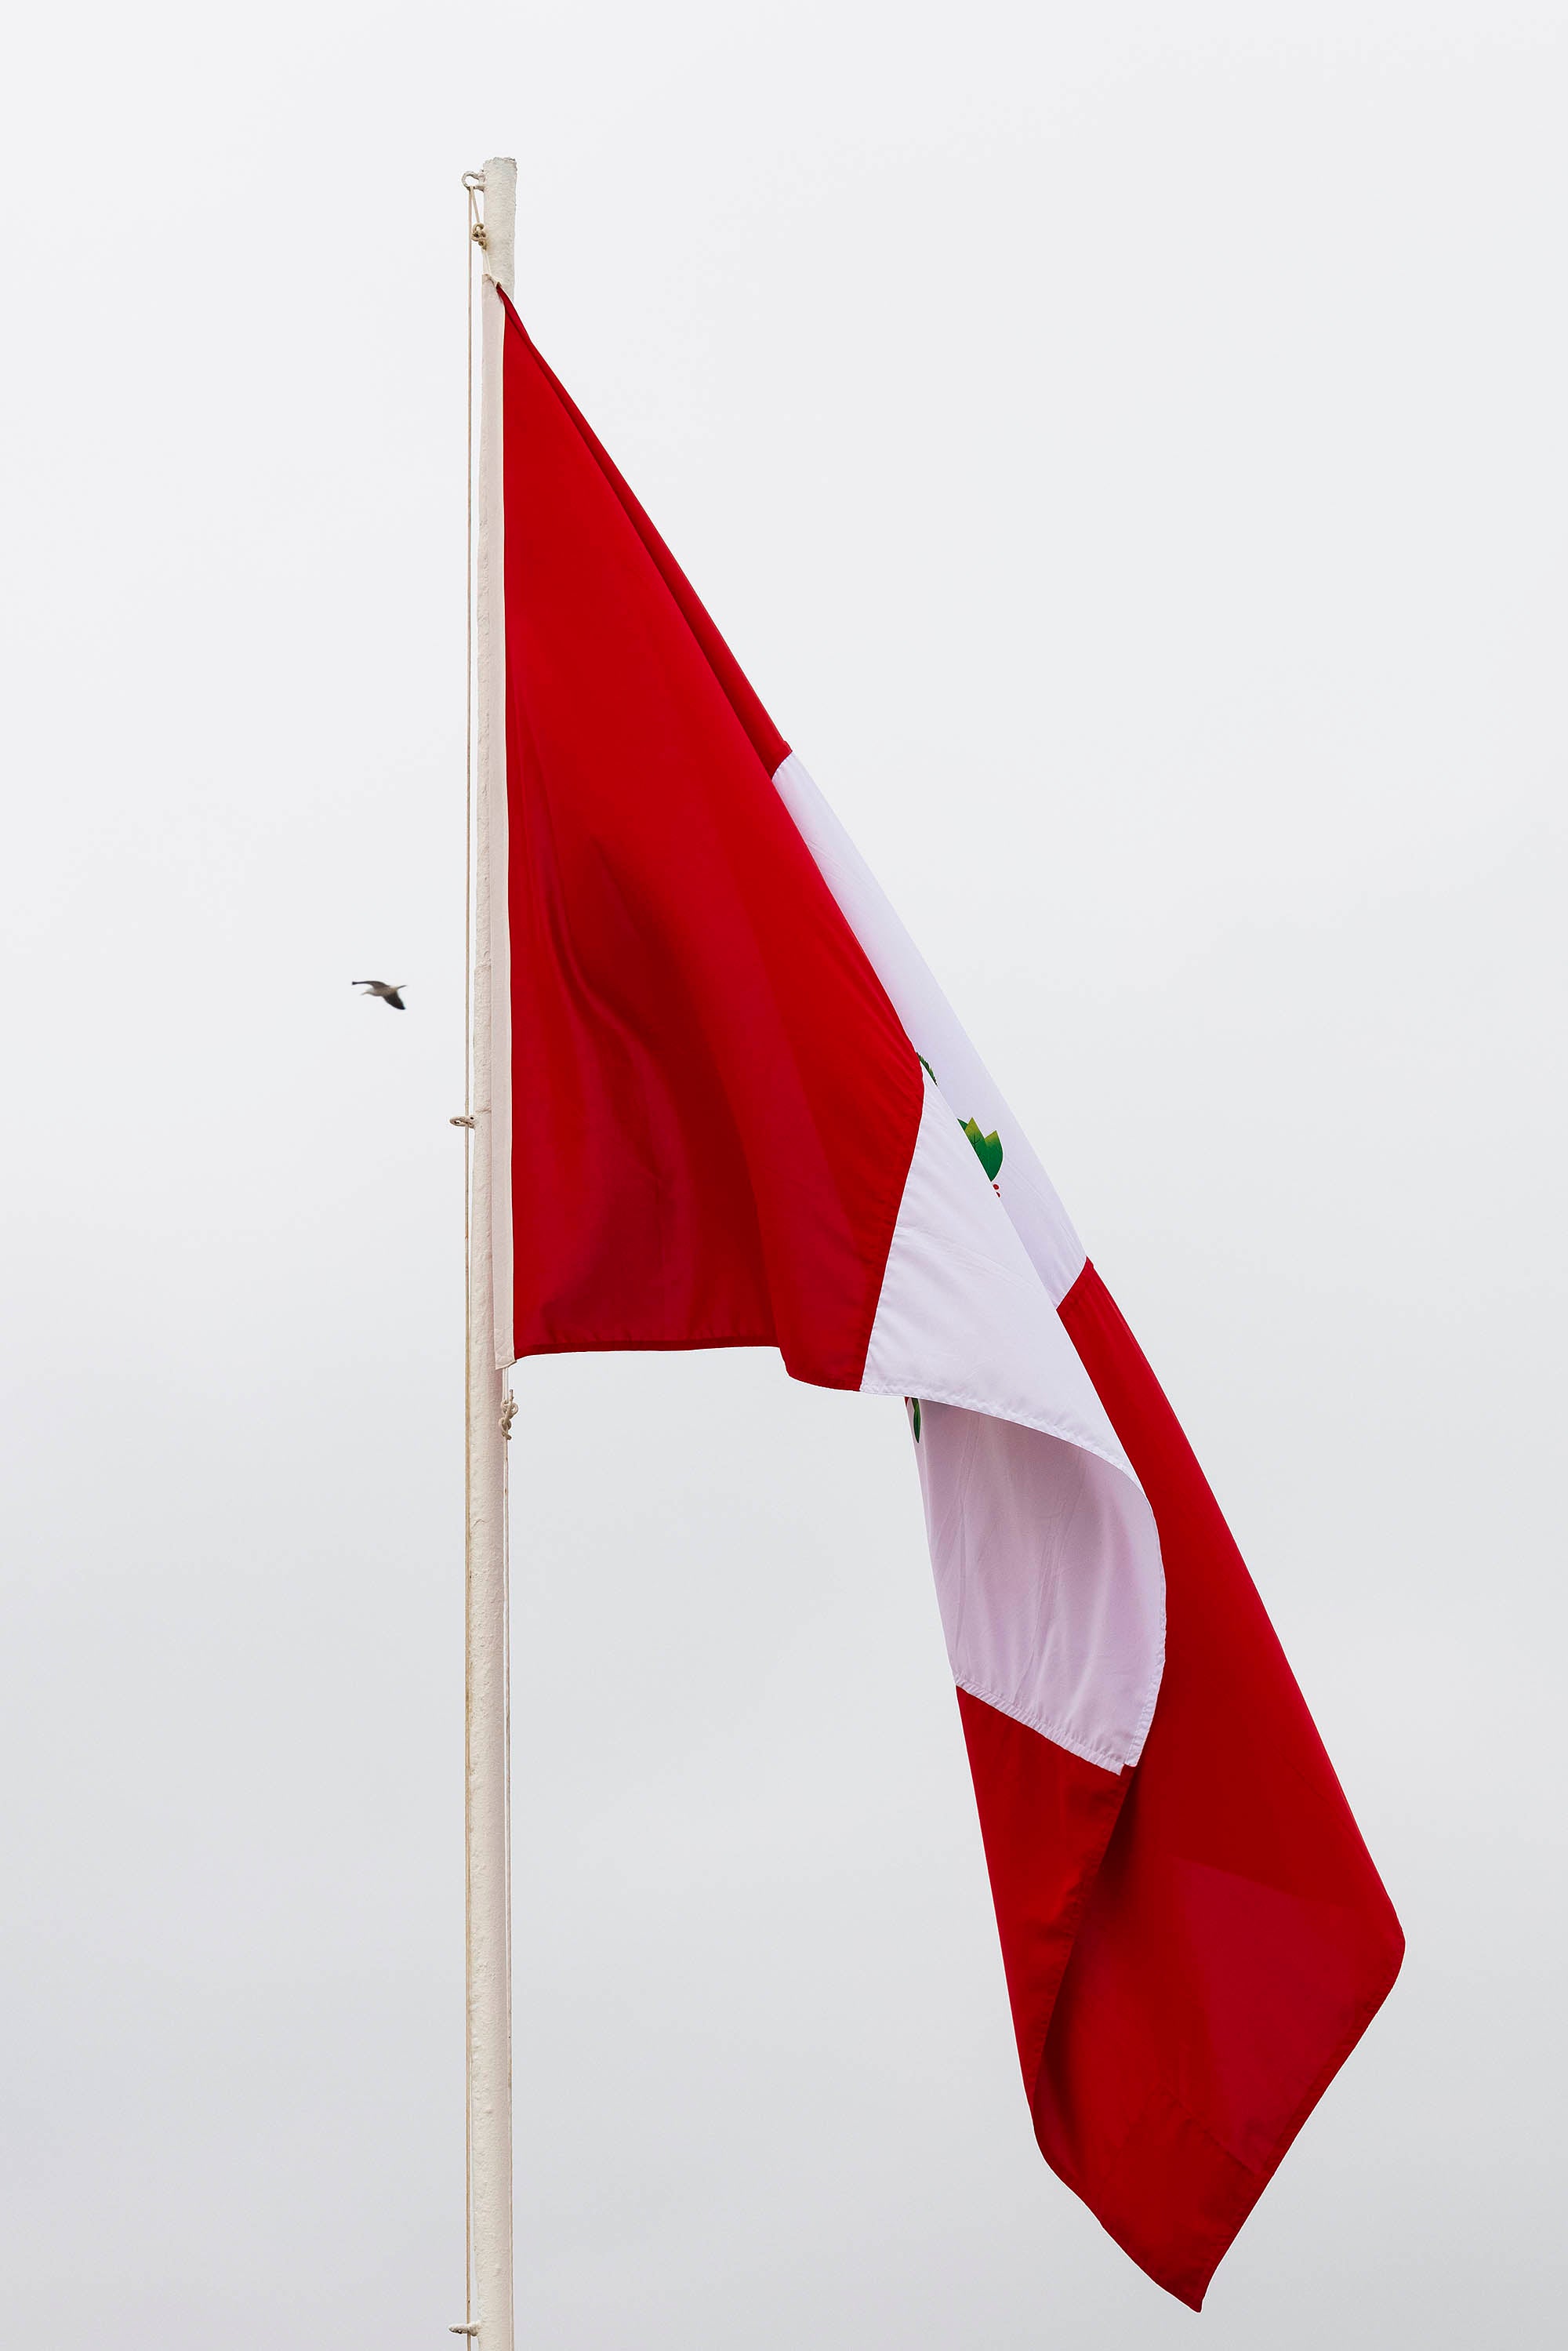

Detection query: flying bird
xmin=354 ymin=980 xmax=408 ymax=1011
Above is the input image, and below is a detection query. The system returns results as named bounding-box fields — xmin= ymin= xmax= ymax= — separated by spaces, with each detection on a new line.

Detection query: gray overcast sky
xmin=2 ymin=4 xmax=1564 ymax=2345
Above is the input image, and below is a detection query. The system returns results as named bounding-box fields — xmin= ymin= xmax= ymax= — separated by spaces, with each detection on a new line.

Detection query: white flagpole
xmin=463 ymin=153 xmax=517 ymax=2351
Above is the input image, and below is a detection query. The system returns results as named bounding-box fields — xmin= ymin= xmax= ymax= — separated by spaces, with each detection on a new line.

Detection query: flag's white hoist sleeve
xmin=480 ymin=274 xmax=515 ymax=1374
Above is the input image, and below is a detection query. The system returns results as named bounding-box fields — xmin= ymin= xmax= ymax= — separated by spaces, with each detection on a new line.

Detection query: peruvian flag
xmin=475 ymin=284 xmax=1403 ymax=2308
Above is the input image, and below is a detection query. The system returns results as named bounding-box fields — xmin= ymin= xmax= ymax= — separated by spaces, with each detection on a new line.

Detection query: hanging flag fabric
xmin=475 ymin=283 xmax=1403 ymax=2309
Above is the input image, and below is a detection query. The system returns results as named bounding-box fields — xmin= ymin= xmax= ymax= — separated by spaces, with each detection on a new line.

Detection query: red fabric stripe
xmin=956 ymin=1691 xmax=1127 ymax=2088
xmin=1009 ymin=1262 xmax=1405 ymax=2308
xmin=499 ymin=293 xmax=789 ymax=778
xmin=499 ymin=306 xmax=921 ymax=1382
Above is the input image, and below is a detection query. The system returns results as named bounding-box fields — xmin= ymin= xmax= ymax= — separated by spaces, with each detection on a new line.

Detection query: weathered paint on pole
xmin=468 ymin=151 xmax=517 ymax=2351
xmin=481 ymin=154 xmax=517 ymax=306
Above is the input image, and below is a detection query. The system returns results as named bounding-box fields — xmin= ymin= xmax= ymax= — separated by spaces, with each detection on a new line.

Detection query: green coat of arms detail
xmin=907 ymin=1054 xmax=1004 ymax=1442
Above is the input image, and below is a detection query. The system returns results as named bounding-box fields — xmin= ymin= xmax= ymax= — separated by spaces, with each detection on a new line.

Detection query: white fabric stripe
xmin=865 ymin=1077 xmax=1163 ymax=1770
xmin=862 ymin=1077 xmax=1131 ymax=1476
xmin=478 ymin=283 xmax=514 ymax=1368
xmin=924 ymin=1408 xmax=1163 ymax=1774
xmin=771 ymin=750 xmax=1087 ymax=1307
xmin=771 ymin=752 xmax=1164 ymax=1770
